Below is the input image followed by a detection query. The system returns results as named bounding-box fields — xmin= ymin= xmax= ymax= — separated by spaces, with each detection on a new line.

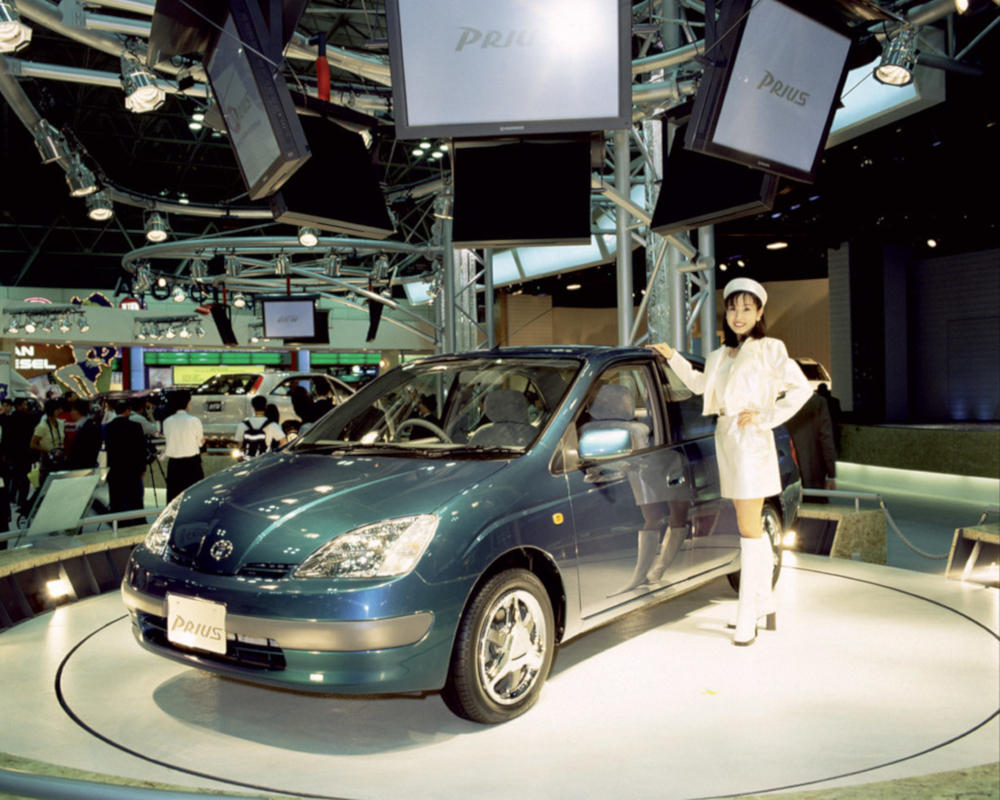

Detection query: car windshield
xmin=291 ymin=357 xmax=581 ymax=455
xmin=192 ymin=374 xmax=259 ymax=395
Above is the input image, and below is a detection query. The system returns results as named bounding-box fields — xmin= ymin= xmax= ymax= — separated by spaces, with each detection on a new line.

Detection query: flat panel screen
xmin=386 ymin=0 xmax=631 ymax=139
xmin=204 ymin=4 xmax=310 ymax=200
xmin=685 ymin=0 xmax=851 ymax=183
xmin=651 ymin=121 xmax=778 ymax=236
xmin=262 ymin=299 xmax=316 ymax=339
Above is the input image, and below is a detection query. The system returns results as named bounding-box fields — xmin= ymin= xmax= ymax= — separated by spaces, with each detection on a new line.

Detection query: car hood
xmin=168 ymin=452 xmax=508 ymax=575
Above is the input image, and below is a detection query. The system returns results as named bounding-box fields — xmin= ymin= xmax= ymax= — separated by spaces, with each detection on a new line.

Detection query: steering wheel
xmin=393 ymin=418 xmax=452 ymax=443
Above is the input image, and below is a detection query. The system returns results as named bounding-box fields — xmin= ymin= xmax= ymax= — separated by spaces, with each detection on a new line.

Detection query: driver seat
xmin=468 ymin=390 xmax=536 ymax=448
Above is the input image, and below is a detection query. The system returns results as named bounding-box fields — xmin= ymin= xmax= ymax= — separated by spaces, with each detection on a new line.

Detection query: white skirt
xmin=714 ymin=415 xmax=782 ymax=499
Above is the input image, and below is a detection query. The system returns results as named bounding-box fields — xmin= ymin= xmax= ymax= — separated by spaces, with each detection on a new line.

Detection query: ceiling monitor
xmin=451 ymin=137 xmax=593 ymax=248
xmin=203 ymin=0 xmax=311 ymax=200
xmin=261 ymin=296 xmax=317 ymax=341
xmin=651 ymin=120 xmax=779 ymax=236
xmin=283 ymin=310 xmax=330 ymax=346
xmin=684 ymin=0 xmax=852 ymax=184
xmin=268 ymin=115 xmax=395 ymax=239
xmin=385 ymin=0 xmax=632 ymax=140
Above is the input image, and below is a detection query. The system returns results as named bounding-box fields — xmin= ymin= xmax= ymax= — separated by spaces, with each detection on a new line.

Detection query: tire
xmin=727 ymin=499 xmax=784 ymax=592
xmin=442 ymin=569 xmax=555 ymax=724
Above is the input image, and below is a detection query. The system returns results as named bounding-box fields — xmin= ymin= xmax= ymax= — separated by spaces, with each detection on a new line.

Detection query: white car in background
xmin=189 ymin=372 xmax=353 ymax=442
xmin=794 ymin=358 xmax=832 ymax=393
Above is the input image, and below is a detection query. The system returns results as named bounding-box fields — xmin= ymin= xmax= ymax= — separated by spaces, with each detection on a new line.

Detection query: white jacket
xmin=667 ymin=337 xmax=812 ymax=430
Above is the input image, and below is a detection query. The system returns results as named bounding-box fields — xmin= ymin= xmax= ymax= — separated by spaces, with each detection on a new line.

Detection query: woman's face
xmin=725 ymin=293 xmax=762 ymax=339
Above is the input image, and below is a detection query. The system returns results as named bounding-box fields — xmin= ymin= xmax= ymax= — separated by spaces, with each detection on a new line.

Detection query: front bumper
xmin=122 ymin=547 xmax=463 ymax=695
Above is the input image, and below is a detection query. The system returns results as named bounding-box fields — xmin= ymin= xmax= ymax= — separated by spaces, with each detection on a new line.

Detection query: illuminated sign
xmin=14 ymin=344 xmax=71 ymax=374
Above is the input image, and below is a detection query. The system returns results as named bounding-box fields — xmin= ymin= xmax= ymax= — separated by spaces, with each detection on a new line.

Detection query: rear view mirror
xmin=578 ymin=428 xmax=633 ymax=461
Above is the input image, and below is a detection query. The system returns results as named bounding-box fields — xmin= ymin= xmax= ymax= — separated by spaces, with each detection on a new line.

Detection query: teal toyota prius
xmin=122 ymin=346 xmax=801 ymax=723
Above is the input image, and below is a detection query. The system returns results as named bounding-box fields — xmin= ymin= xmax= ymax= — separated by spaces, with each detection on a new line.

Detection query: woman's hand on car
xmin=647 ymin=342 xmax=676 ymax=360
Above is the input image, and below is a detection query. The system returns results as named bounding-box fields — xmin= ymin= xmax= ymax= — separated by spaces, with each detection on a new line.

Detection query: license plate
xmin=166 ymin=594 xmax=227 ymax=655
xmin=205 ymin=401 xmax=223 ymax=412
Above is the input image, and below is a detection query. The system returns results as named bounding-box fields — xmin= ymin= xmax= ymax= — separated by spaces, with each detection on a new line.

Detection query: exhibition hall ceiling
xmin=0 ymin=0 xmax=996 ymax=299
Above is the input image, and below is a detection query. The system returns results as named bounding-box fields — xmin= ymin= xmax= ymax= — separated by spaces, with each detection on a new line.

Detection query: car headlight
xmin=144 ymin=494 xmax=183 ymax=556
xmin=293 ymin=515 xmax=439 ymax=579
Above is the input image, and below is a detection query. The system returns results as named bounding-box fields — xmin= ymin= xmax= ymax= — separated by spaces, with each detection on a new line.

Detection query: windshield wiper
xmin=445 ymin=444 xmax=524 ymax=455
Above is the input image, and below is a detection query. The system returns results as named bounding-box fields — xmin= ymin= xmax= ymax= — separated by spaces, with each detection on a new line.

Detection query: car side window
xmin=575 ymin=364 xmax=662 ymax=450
xmin=658 ymin=360 xmax=714 ymax=442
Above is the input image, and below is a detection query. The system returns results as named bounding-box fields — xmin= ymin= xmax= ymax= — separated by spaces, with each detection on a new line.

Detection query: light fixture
xmin=145 ymin=211 xmax=169 ymax=242
xmin=156 ymin=276 xmax=168 ymax=289
xmin=40 ymin=316 xmax=53 ymax=333
xmin=434 ymin=194 xmax=453 ymax=220
xmin=164 ymin=327 xmax=176 ymax=339
xmin=136 ymin=324 xmax=148 ymax=340
xmin=120 ymin=48 xmax=166 ymax=113
xmin=927 ymin=238 xmax=938 ymax=248
xmin=373 ymin=253 xmax=390 ymax=281
xmin=224 ymin=256 xmax=242 ymax=277
xmin=76 ymin=312 xmax=90 ymax=332
xmin=32 ymin=119 xmax=69 ymax=164
xmin=0 ymin=0 xmax=32 ymax=53
xmin=324 ymin=254 xmax=342 ymax=277
xmin=766 ymin=241 xmax=789 ymax=251
xmin=874 ymin=26 xmax=918 ymax=87
xmin=189 ymin=259 xmax=207 ymax=280
xmin=233 ymin=292 xmax=247 ymax=308
xmin=298 ymin=227 xmax=319 ymax=247
xmin=274 ymin=254 xmax=290 ymax=276
xmin=85 ymin=191 xmax=114 ymax=221
xmin=567 ymin=284 xmax=582 ymax=291
xmin=172 ymin=285 xmax=186 ymax=303
xmin=65 ymin=157 xmax=97 ymax=197
xmin=23 ymin=318 xmax=36 ymax=333
xmin=58 ymin=315 xmax=71 ymax=333
xmin=133 ymin=265 xmax=152 ymax=293
xmin=6 ymin=316 xmax=20 ymax=334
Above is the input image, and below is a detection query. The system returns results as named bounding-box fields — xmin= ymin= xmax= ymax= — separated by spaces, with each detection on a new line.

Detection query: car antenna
xmin=491 ymin=305 xmax=556 ymax=351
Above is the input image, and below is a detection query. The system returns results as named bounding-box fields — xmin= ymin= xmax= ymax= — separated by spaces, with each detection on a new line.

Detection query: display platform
xmin=1 ymin=553 xmax=997 ymax=800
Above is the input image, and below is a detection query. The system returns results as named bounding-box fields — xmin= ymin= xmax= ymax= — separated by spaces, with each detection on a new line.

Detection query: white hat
xmin=723 ymin=277 xmax=767 ymax=308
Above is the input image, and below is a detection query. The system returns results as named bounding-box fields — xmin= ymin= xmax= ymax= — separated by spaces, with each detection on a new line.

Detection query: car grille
xmin=238 ymin=563 xmax=295 ymax=578
xmin=137 ymin=612 xmax=287 ymax=670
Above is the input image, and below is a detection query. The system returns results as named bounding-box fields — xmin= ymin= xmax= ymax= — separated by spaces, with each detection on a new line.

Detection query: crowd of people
xmin=0 ymin=381 xmax=327 ymax=539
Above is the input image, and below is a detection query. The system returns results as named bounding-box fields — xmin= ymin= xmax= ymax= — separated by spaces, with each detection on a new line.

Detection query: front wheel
xmin=442 ymin=569 xmax=555 ymax=724
xmin=727 ymin=499 xmax=784 ymax=592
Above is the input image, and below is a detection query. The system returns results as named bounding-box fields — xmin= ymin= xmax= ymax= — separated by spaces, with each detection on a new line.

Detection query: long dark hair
xmin=722 ymin=291 xmax=767 ymax=347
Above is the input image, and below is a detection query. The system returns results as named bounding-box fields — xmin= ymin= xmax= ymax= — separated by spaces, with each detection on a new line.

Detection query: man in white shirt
xmin=162 ymin=390 xmax=205 ymax=501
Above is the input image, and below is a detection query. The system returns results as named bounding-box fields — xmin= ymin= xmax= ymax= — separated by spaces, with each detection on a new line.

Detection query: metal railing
xmin=802 ymin=488 xmax=950 ymax=561
xmin=0 ymin=507 xmax=164 ymax=545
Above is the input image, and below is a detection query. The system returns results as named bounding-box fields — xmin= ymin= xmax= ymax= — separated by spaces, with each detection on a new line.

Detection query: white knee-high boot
xmin=609 ymin=529 xmax=660 ymax=596
xmin=646 ymin=526 xmax=686 ymax=583
xmin=733 ymin=538 xmax=760 ymax=645
xmin=754 ymin=535 xmax=777 ymax=626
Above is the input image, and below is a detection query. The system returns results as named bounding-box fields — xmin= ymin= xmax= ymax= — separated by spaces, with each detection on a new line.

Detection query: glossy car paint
xmin=123 ymin=347 xmax=801 ymax=696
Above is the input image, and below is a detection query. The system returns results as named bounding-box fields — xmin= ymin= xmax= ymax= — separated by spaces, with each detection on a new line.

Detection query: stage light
xmin=58 ymin=315 xmax=71 ymax=333
xmin=224 ymin=256 xmax=242 ymax=277
xmin=172 ymin=285 xmax=186 ymax=303
xmin=766 ymin=241 xmax=789 ymax=251
xmin=46 ymin=579 xmax=70 ymax=599
xmin=85 ymin=191 xmax=114 ymax=221
xmin=373 ymin=253 xmax=390 ymax=281
xmin=65 ymin=157 xmax=97 ymax=197
xmin=233 ymin=292 xmax=247 ymax=308
xmin=0 ymin=1 xmax=32 ymax=53
xmin=145 ymin=212 xmax=169 ymax=242
xmin=120 ymin=49 xmax=165 ymax=113
xmin=40 ymin=316 xmax=53 ymax=333
xmin=6 ymin=316 xmax=20 ymax=334
xmin=298 ymin=227 xmax=319 ymax=247
xmin=76 ymin=312 xmax=90 ymax=333
xmin=324 ymin=254 xmax=342 ymax=278
xmin=274 ymin=254 xmax=290 ymax=276
xmin=875 ymin=26 xmax=918 ymax=87
xmin=32 ymin=119 xmax=69 ymax=164
xmin=23 ymin=319 xmax=36 ymax=333
xmin=133 ymin=265 xmax=152 ymax=293
xmin=157 ymin=276 xmax=168 ymax=289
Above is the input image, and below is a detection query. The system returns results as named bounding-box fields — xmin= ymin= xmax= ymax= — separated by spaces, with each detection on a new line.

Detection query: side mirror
xmin=578 ymin=428 xmax=633 ymax=461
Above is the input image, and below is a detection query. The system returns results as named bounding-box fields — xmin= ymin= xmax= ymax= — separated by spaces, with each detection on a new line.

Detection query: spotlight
xmin=120 ymin=49 xmax=165 ymax=113
xmin=373 ymin=253 xmax=390 ymax=281
xmin=324 ymin=255 xmax=342 ymax=278
xmin=76 ymin=313 xmax=90 ymax=333
xmin=6 ymin=316 xmax=20 ymax=334
xmin=165 ymin=327 xmax=176 ymax=339
xmin=224 ymin=256 xmax=242 ymax=277
xmin=172 ymin=285 xmax=186 ymax=303
xmin=145 ymin=212 xmax=169 ymax=243
xmin=195 ymin=323 xmax=206 ymax=338
xmin=189 ymin=259 xmax=207 ymax=280
xmin=133 ymin=266 xmax=152 ymax=293
xmin=274 ymin=254 xmax=290 ymax=276
xmin=86 ymin=191 xmax=114 ymax=221
xmin=58 ymin=315 xmax=71 ymax=333
xmin=233 ymin=292 xmax=247 ymax=308
xmin=875 ymin=26 xmax=918 ymax=87
xmin=766 ymin=241 xmax=789 ymax=251
xmin=23 ymin=319 xmax=36 ymax=333
xmin=65 ymin=157 xmax=97 ymax=197
xmin=157 ymin=276 xmax=168 ymax=288
xmin=136 ymin=324 xmax=148 ymax=340
xmin=298 ymin=227 xmax=319 ymax=247
xmin=32 ymin=119 xmax=69 ymax=164
xmin=0 ymin=0 xmax=32 ymax=53
xmin=179 ymin=325 xmax=192 ymax=339
xmin=40 ymin=316 xmax=53 ymax=333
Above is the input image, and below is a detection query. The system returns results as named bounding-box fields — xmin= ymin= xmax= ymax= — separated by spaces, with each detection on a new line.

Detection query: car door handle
xmin=668 ymin=475 xmax=686 ymax=486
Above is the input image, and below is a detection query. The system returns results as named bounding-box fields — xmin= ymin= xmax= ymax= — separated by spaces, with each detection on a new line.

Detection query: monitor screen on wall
xmin=261 ymin=297 xmax=316 ymax=340
xmin=385 ymin=0 xmax=632 ymax=139
xmin=684 ymin=0 xmax=851 ymax=184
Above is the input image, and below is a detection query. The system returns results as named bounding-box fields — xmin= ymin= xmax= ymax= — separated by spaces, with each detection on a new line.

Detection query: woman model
xmin=649 ymin=277 xmax=811 ymax=646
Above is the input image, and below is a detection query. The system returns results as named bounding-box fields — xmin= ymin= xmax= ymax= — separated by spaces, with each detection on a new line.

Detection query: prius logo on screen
xmin=455 ymin=27 xmax=539 ymax=51
xmin=756 ymin=70 xmax=810 ymax=107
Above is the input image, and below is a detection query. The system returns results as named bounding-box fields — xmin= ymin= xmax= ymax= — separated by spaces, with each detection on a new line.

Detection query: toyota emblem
xmin=209 ymin=539 xmax=234 ymax=561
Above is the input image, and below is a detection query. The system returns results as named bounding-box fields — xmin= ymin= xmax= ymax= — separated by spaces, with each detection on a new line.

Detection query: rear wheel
xmin=727 ymin=499 xmax=783 ymax=592
xmin=442 ymin=569 xmax=555 ymax=724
